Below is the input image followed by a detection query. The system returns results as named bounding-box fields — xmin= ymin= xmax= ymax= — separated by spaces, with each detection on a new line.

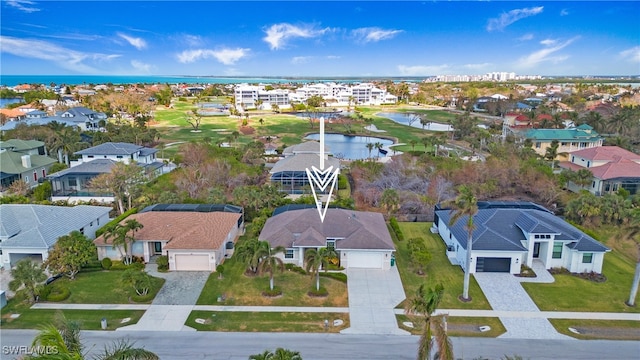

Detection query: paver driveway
xmin=474 ymin=272 xmax=572 ymax=340
xmin=341 ymin=267 xmax=409 ymax=335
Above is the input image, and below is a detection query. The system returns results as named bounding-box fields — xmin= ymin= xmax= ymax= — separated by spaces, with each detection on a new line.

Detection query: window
xmin=534 ymin=235 xmax=540 ymax=239
xmin=97 ymin=218 xmax=100 ymax=226
xmin=116 ymin=155 xmax=123 ymax=159
xmin=68 ymin=177 xmax=77 ymax=186
xmin=90 ymin=222 xmax=93 ymax=227
xmin=285 ymin=249 xmax=294 ymax=259
xmin=592 ymin=181 xmax=596 ymax=188
xmin=79 ymin=227 xmax=85 ymax=235
xmin=552 ymin=242 xmax=563 ymax=259
xmin=88 ymin=155 xmax=94 ymax=158
xmin=535 ymin=142 xmax=541 ymax=149
xmin=545 ymin=235 xmax=551 ymax=239
xmin=33 ymin=172 xmax=37 ymax=181
xmin=24 ymin=176 xmax=29 ymax=183
xmin=587 ymin=161 xmax=590 ymax=168
xmin=582 ymin=253 xmax=593 ymax=263
xmin=326 ymin=240 xmax=336 ymax=249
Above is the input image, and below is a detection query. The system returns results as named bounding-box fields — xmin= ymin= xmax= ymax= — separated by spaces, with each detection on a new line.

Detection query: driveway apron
xmin=341 ymin=267 xmax=409 ymax=335
xmin=118 ymin=269 xmax=210 ymax=332
xmin=474 ymin=273 xmax=572 ymax=340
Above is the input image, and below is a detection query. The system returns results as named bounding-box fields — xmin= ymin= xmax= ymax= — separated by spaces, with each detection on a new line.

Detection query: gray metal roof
xmin=75 ymin=142 xmax=145 ymax=156
xmin=270 ymin=153 xmax=340 ymax=173
xmin=282 ymin=141 xmax=331 ymax=156
xmin=259 ymin=208 xmax=395 ymax=250
xmin=47 ymin=159 xmax=117 ymax=178
xmin=436 ymin=207 xmax=608 ymax=253
xmin=0 ymin=204 xmax=111 ymax=249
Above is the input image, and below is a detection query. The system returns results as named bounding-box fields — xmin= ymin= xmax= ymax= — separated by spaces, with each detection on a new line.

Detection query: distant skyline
xmin=1 ymin=1 xmax=638 ymax=77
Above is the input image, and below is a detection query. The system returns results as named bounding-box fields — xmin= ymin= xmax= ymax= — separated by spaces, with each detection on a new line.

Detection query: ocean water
xmin=0 ymin=98 xmax=23 ymax=108
xmin=0 ymin=75 xmax=424 ymax=87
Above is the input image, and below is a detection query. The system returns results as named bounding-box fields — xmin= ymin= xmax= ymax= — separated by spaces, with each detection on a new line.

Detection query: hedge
xmin=319 ymin=272 xmax=347 ymax=283
xmin=42 ymin=284 xmax=71 ymax=302
xmin=101 ymin=258 xmax=112 ymax=270
xmin=95 ymin=208 xmax=138 ymax=238
xmin=389 ymin=217 xmax=404 ymax=241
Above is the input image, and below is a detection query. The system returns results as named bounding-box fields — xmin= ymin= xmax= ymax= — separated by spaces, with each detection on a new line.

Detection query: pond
xmin=377 ymin=112 xmax=454 ymax=131
xmin=304 ymin=133 xmax=393 ymax=160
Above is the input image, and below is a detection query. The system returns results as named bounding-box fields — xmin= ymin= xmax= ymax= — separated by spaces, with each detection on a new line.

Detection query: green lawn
xmin=186 ymin=311 xmax=349 ymax=333
xmin=549 ymin=319 xmax=640 ymax=340
xmin=522 ymin=249 xmax=639 ymax=313
xmin=0 ymin=309 xmax=145 ymax=330
xmin=395 ymin=222 xmax=491 ymax=310
xmin=395 ymin=315 xmax=506 ymax=337
xmin=196 ymin=256 xmax=348 ymax=307
xmin=58 ymin=270 xmax=165 ymax=304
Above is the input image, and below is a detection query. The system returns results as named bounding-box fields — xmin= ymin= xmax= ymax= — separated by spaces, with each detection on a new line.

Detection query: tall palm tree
xmin=104 ymin=219 xmax=144 ymax=265
xmin=305 ymin=247 xmax=338 ymax=291
xmin=544 ymin=140 xmax=560 ymax=169
xmin=405 ymin=284 xmax=453 ymax=360
xmin=27 ymin=313 xmax=158 ymax=360
xmin=365 ymin=142 xmax=375 ymax=160
xmin=409 ymin=139 xmax=418 ymax=152
xmin=9 ymin=259 xmax=47 ymax=303
xmin=235 ymin=238 xmax=269 ymax=275
xmin=447 ymin=185 xmax=478 ymax=301
xmin=421 ymin=137 xmax=432 ymax=154
xmin=257 ymin=243 xmax=286 ymax=291
xmin=374 ymin=142 xmax=384 ymax=157
xmin=420 ymin=116 xmax=429 ymax=130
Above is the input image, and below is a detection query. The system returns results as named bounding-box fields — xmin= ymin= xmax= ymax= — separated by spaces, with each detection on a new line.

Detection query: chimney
xmin=21 ymin=154 xmax=32 ymax=168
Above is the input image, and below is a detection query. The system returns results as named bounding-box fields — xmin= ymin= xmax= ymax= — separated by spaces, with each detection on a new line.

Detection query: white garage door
xmin=174 ymin=254 xmax=210 ymax=271
xmin=348 ymin=252 xmax=383 ymax=269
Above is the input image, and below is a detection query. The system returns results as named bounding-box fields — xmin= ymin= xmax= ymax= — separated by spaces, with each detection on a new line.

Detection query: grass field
xmin=395 ymin=314 xmax=506 ymax=337
xmin=395 ymin=222 xmax=491 ymax=310
xmin=0 ymin=309 xmax=145 ymax=330
xmin=196 ymin=256 xmax=348 ymax=307
xmin=186 ymin=311 xmax=349 ymax=333
xmin=57 ymin=270 xmax=165 ymax=304
xmin=521 ymin=249 xmax=639 ymax=313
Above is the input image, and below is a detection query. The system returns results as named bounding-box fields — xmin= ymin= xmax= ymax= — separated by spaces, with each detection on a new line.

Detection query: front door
xmin=154 ymin=242 xmax=162 ymax=254
xmin=533 ymin=242 xmax=540 ymax=258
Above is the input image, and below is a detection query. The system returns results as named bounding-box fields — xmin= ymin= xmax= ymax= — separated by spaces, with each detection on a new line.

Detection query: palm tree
xmin=421 ymin=137 xmax=432 ymax=154
xmin=235 ymin=238 xmax=269 ymax=275
xmin=104 ymin=219 xmax=144 ymax=265
xmin=305 ymin=247 xmax=338 ymax=291
xmin=544 ymin=140 xmax=560 ymax=169
xmin=420 ymin=116 xmax=430 ymax=130
xmin=9 ymin=259 xmax=47 ymax=303
xmin=257 ymin=244 xmax=286 ymax=291
xmin=405 ymin=284 xmax=453 ymax=360
xmin=365 ymin=143 xmax=375 ymax=160
xmin=249 ymin=348 xmax=302 ymax=360
xmin=27 ymin=313 xmax=158 ymax=360
xmin=374 ymin=142 xmax=384 ymax=157
xmin=409 ymin=139 xmax=418 ymax=152
xmin=447 ymin=185 xmax=478 ymax=301
xmin=380 ymin=188 xmax=400 ymax=214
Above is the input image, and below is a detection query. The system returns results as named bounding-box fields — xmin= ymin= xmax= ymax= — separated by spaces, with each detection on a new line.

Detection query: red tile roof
xmin=569 ymin=146 xmax=640 ymax=162
xmin=95 ymin=211 xmax=240 ymax=250
xmin=589 ymin=159 xmax=640 ymax=180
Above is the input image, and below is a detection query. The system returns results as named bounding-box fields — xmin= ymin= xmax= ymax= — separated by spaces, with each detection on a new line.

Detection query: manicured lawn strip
xmin=58 ymin=270 xmax=165 ymax=304
xmin=395 ymin=315 xmax=505 ymax=338
xmin=396 ymin=222 xmax=491 ymax=310
xmin=549 ymin=319 xmax=640 ymax=340
xmin=0 ymin=310 xmax=145 ymax=330
xmin=186 ymin=311 xmax=349 ymax=333
xmin=521 ymin=250 xmax=639 ymax=313
xmin=196 ymin=256 xmax=348 ymax=307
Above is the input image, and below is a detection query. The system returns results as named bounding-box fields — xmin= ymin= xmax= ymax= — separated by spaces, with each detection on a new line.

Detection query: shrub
xmin=130 ymin=262 xmax=145 ymax=271
xmin=308 ymin=286 xmax=328 ymax=297
xmin=131 ymin=292 xmax=155 ymax=303
xmin=319 ymin=272 xmax=347 ymax=283
xmin=262 ymin=287 xmax=282 ymax=297
xmin=101 ymin=258 xmax=112 ymax=270
xmin=337 ymin=174 xmax=348 ymax=190
xmin=285 ymin=263 xmax=307 ymax=275
xmin=44 ymin=284 xmax=71 ymax=302
xmin=156 ymin=255 xmax=169 ymax=271
xmin=110 ymin=261 xmax=145 ymax=271
xmin=95 ymin=208 xmax=138 ymax=238
xmin=389 ymin=217 xmax=404 ymax=241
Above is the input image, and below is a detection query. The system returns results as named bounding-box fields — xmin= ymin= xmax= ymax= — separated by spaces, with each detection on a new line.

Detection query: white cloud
xmin=0 ymin=36 xmax=120 ymax=73
xmin=117 ymin=33 xmax=147 ymax=50
xmin=6 ymin=0 xmax=40 ymax=13
xmin=326 ymin=55 xmax=341 ymax=60
xmin=518 ymin=33 xmax=534 ymax=41
xmin=291 ymin=56 xmax=313 ymax=64
xmin=487 ymin=6 xmax=544 ymax=32
xmin=560 ymin=9 xmax=570 ymax=16
xmin=131 ymin=60 xmax=153 ymax=73
xmin=516 ymin=36 xmax=579 ymax=68
xmin=397 ymin=64 xmax=450 ymax=76
xmin=540 ymin=39 xmax=557 ymax=46
xmin=619 ymin=46 xmax=640 ymax=63
xmin=263 ymin=23 xmax=330 ymax=50
xmin=351 ymin=27 xmax=403 ymax=43
xmin=183 ymin=34 xmax=203 ymax=47
xmin=176 ymin=47 xmax=249 ymax=65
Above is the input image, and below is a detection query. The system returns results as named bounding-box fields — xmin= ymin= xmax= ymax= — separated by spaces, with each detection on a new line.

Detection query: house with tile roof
xmin=94 ymin=209 xmax=242 ymax=271
xmin=559 ymin=146 xmax=640 ymax=195
xmin=0 ymin=204 xmax=111 ymax=268
xmin=434 ymin=202 xmax=609 ymax=274
xmin=48 ymin=142 xmax=164 ymax=203
xmin=0 ymin=139 xmax=56 ymax=190
xmin=259 ymin=208 xmax=396 ymax=270
xmin=523 ymin=124 xmax=604 ymax=160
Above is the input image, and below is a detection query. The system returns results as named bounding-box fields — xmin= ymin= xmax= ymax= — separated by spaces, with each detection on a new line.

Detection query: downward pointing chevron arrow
xmin=305 ymin=116 xmax=340 ymax=222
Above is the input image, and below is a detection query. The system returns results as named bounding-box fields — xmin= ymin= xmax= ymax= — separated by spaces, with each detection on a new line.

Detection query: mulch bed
xmin=573 ymin=326 xmax=640 ymax=340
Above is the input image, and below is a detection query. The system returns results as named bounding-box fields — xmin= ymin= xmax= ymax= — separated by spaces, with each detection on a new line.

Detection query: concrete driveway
xmin=341 ymin=267 xmax=409 ymax=335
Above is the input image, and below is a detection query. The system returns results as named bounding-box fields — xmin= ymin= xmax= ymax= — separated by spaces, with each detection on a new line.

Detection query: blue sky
xmin=1 ymin=1 xmax=638 ymax=76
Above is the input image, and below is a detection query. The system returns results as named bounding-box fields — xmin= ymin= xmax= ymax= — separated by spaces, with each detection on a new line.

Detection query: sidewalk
xmin=393 ymin=308 xmax=640 ymax=321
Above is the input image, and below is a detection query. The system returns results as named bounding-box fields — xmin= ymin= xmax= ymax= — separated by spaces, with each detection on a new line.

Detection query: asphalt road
xmin=2 ymin=330 xmax=639 ymax=360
